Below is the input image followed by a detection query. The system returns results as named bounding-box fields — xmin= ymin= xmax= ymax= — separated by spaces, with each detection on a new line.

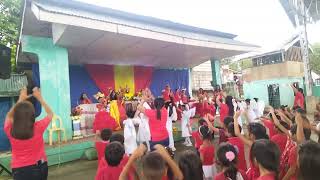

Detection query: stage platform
xmin=0 ymin=136 xmax=96 ymax=176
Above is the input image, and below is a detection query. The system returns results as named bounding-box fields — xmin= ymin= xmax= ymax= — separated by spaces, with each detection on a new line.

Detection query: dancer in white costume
xmin=181 ymin=106 xmax=196 ymax=147
xmin=135 ymin=99 xmax=152 ymax=151
xmin=123 ymin=117 xmax=137 ymax=155
xmin=166 ymin=100 xmax=177 ymax=151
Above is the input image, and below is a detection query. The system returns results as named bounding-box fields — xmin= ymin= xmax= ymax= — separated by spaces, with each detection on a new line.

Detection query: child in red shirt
xmin=251 ymin=140 xmax=280 ymax=180
xmin=216 ymin=98 xmax=229 ymax=124
xmin=215 ymin=143 xmax=248 ymax=180
xmin=227 ymin=122 xmax=247 ymax=171
xmin=95 ymin=128 xmax=112 ymax=162
xmin=95 ymin=142 xmax=132 ymax=180
xmin=281 ymin=124 xmax=311 ymax=180
xmin=191 ymin=119 xmax=206 ymax=150
xmin=199 ymin=125 xmax=216 ymax=180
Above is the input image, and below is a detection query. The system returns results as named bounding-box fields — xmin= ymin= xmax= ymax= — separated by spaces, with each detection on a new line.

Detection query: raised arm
xmin=154 ymin=144 xmax=183 ymax=180
xmin=234 ymin=111 xmax=253 ymax=146
xmin=276 ymin=109 xmax=293 ymax=127
xmin=204 ymin=114 xmax=220 ymax=133
xmin=271 ymin=109 xmax=290 ymax=136
xmin=119 ymin=144 xmax=146 ymax=180
xmin=290 ymin=84 xmax=298 ymax=94
xmin=296 ymin=113 xmax=305 ymax=144
xmin=33 ymin=87 xmax=53 ymax=118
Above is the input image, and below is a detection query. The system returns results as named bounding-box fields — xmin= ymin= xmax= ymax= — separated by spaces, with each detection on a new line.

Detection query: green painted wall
xmin=313 ymin=86 xmax=320 ymax=97
xmin=21 ymin=35 xmax=72 ymax=142
xmin=210 ymin=59 xmax=221 ymax=86
xmin=243 ymin=77 xmax=304 ymax=107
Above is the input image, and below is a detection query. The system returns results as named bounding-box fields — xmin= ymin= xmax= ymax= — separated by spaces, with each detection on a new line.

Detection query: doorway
xmin=267 ymin=84 xmax=280 ymax=108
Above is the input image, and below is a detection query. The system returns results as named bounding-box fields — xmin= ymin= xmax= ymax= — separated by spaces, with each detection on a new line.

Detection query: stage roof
xmin=20 ymin=0 xmax=258 ymax=68
xmin=280 ymin=0 xmax=320 ymax=27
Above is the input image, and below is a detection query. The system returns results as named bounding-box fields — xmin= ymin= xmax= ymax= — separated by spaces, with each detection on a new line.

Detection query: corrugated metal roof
xmin=33 ymin=0 xmax=237 ymax=39
xmin=279 ymin=0 xmax=320 ymax=27
xmin=0 ymin=74 xmax=28 ymax=97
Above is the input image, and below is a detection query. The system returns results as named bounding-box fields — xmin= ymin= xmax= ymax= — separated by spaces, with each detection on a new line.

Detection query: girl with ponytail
xmin=199 ymin=125 xmax=216 ymax=180
xmin=137 ymin=97 xmax=169 ymax=150
xmin=250 ymin=139 xmax=280 ymax=180
xmin=215 ymin=143 xmax=248 ymax=180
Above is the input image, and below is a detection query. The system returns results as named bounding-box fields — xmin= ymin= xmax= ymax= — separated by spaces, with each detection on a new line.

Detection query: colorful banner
xmin=85 ymin=64 xmax=154 ymax=97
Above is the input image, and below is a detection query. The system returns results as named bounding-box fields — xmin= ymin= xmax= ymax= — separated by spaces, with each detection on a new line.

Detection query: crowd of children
xmin=4 ymin=84 xmax=320 ymax=180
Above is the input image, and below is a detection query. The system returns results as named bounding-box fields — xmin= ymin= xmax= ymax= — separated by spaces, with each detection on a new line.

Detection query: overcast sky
xmin=78 ymin=0 xmax=320 ymax=52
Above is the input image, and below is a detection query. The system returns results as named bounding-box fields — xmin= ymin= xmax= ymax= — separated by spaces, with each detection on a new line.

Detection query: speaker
xmin=0 ymin=45 xmax=11 ymax=79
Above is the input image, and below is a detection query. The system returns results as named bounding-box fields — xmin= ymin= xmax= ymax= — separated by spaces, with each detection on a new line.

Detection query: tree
xmin=229 ymin=58 xmax=253 ymax=71
xmin=310 ymin=43 xmax=320 ymax=75
xmin=0 ymin=0 xmax=22 ymax=72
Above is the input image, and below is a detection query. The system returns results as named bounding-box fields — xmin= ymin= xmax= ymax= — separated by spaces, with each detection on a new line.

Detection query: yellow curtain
xmin=109 ymin=100 xmax=120 ymax=127
xmin=114 ymin=65 xmax=135 ymax=97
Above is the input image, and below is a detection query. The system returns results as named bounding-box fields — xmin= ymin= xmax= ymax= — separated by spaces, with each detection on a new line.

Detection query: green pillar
xmin=210 ymin=59 xmax=221 ymax=87
xmin=21 ymin=35 xmax=72 ymax=141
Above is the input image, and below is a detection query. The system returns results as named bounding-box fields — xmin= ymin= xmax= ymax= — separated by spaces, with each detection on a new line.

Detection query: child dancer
xmin=199 ymin=125 xmax=216 ymax=180
xmin=95 ymin=128 xmax=112 ymax=162
xmin=250 ymin=139 xmax=280 ymax=180
xmin=178 ymin=150 xmax=203 ymax=180
xmin=166 ymin=98 xmax=177 ymax=151
xmin=215 ymin=143 xmax=248 ymax=180
xmin=181 ymin=105 xmax=196 ymax=147
xmin=123 ymin=103 xmax=138 ymax=155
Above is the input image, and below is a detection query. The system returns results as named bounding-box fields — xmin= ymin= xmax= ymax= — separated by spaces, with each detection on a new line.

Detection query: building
xmin=242 ymin=35 xmax=308 ymax=107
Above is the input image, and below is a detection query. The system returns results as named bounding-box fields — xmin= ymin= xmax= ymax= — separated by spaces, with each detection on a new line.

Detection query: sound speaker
xmin=0 ymin=45 xmax=11 ymax=79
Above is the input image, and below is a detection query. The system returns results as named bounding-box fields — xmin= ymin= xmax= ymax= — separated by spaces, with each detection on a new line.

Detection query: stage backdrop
xmin=33 ymin=64 xmax=189 ymax=108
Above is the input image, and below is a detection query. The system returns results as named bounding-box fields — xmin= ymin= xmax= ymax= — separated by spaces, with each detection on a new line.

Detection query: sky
xmin=77 ymin=0 xmax=320 ymax=52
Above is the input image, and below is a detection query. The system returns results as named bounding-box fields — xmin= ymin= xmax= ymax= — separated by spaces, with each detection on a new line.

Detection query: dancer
xmin=215 ymin=143 xmax=248 ymax=180
xmin=5 ymin=87 xmax=53 ymax=180
xmin=181 ymin=105 xmax=196 ymax=147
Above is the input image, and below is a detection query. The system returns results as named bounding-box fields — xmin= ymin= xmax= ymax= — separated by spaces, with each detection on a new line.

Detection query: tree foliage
xmin=310 ymin=43 xmax=320 ymax=75
xmin=229 ymin=58 xmax=253 ymax=71
xmin=0 ymin=0 xmax=21 ymax=72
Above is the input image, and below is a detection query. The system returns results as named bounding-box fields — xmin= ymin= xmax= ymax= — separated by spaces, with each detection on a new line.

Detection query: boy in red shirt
xmin=95 ymin=142 xmax=133 ymax=180
xmin=95 ymin=128 xmax=112 ymax=162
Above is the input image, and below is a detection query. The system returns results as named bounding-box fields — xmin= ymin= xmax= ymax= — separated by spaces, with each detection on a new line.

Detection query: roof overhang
xmin=279 ymin=0 xmax=320 ymax=27
xmin=20 ymin=0 xmax=258 ymax=68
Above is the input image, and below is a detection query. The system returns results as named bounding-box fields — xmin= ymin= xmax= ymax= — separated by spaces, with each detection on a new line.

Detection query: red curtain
xmin=85 ymin=64 xmax=115 ymax=95
xmin=134 ymin=66 xmax=154 ymax=92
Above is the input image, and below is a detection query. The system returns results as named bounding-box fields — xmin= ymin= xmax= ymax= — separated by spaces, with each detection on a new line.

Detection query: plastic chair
xmin=48 ymin=115 xmax=67 ymax=145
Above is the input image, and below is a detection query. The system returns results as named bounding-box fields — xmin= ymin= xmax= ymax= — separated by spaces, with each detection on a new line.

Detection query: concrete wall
xmin=243 ymin=61 xmax=304 ymax=82
xmin=243 ymin=77 xmax=304 ymax=107
xmin=21 ymin=35 xmax=72 ymax=142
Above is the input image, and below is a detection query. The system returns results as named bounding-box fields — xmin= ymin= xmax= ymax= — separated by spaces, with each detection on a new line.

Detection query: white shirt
xmin=123 ymin=118 xmax=137 ymax=155
xmin=181 ymin=107 xmax=196 ymax=137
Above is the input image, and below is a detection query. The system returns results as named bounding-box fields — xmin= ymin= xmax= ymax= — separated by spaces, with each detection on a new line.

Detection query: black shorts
xmin=12 ymin=161 xmax=48 ymax=180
